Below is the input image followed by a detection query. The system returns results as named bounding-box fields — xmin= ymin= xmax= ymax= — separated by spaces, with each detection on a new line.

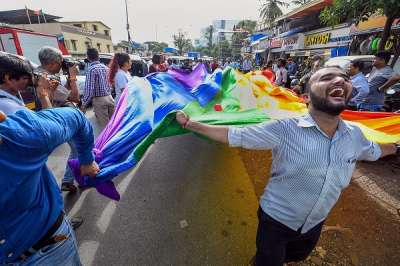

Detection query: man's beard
xmin=309 ymin=90 xmax=347 ymax=116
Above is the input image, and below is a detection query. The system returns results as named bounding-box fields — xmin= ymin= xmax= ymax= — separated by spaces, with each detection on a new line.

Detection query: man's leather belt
xmin=19 ymin=211 xmax=65 ymax=260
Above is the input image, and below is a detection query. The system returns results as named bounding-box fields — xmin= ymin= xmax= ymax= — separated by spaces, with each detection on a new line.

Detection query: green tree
xmin=173 ymin=30 xmax=192 ymax=55
xmin=320 ymin=0 xmax=400 ymax=51
xmin=260 ymin=0 xmax=288 ymax=28
xmin=231 ymin=20 xmax=257 ymax=59
xmin=217 ymin=40 xmax=232 ymax=60
xmin=204 ymin=25 xmax=215 ymax=50
xmin=144 ymin=41 xmax=168 ymax=53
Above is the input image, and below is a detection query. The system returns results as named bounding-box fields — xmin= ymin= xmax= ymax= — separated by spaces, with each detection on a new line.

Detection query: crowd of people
xmin=0 ymin=45 xmax=399 ymax=266
xmin=252 ymin=51 xmax=399 ymax=113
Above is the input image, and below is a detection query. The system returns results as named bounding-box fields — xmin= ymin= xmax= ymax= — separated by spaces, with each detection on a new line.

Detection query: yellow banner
xmin=305 ymin=33 xmax=331 ymax=47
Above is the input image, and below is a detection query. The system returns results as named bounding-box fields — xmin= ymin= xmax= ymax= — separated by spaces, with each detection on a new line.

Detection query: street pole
xmin=125 ymin=0 xmax=132 ymax=53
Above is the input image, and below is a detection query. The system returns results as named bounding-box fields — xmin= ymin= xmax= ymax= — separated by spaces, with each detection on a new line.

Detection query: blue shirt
xmin=0 ymin=108 xmax=95 ymax=263
xmin=0 ymin=90 xmax=26 ymax=115
xmin=228 ymin=114 xmax=381 ymax=233
xmin=349 ymin=72 xmax=369 ymax=106
xmin=287 ymin=62 xmax=297 ymax=76
xmin=83 ymin=61 xmax=112 ymax=106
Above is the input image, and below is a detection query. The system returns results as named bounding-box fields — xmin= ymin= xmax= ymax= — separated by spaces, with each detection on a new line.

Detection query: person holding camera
xmin=0 ymin=53 xmax=52 ymax=114
xmin=37 ymin=46 xmax=84 ymax=196
xmin=37 ymin=46 xmax=80 ymax=108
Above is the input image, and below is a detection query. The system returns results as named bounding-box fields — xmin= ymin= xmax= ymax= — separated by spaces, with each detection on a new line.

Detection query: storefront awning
xmin=350 ymin=17 xmax=400 ymax=36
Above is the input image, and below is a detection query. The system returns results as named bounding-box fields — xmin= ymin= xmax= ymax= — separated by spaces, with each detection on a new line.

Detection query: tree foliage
xmin=231 ymin=20 xmax=257 ymax=59
xmin=204 ymin=25 xmax=215 ymax=50
xmin=173 ymin=31 xmax=192 ymax=55
xmin=319 ymin=0 xmax=400 ymax=50
xmin=260 ymin=0 xmax=288 ymax=28
xmin=217 ymin=40 xmax=232 ymax=60
xmin=144 ymin=41 xmax=168 ymax=53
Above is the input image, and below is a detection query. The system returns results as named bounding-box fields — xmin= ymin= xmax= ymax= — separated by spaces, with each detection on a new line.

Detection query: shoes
xmin=70 ymin=216 xmax=84 ymax=230
xmin=61 ymin=182 xmax=78 ymax=193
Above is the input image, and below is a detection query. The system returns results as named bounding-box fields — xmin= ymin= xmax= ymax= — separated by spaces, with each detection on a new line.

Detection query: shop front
xmin=349 ymin=17 xmax=400 ymax=56
xmin=282 ymin=33 xmax=305 ymax=56
xmin=251 ymin=37 xmax=270 ymax=65
xmin=268 ymin=38 xmax=282 ymax=60
xmin=294 ymin=25 xmax=352 ymax=59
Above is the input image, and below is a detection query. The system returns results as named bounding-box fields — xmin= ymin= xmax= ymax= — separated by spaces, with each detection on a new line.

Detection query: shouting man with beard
xmin=175 ymin=66 xmax=399 ymax=266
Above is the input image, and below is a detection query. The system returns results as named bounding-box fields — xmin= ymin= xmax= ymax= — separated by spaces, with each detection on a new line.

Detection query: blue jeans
xmin=4 ymin=217 xmax=81 ymax=266
xmin=62 ymin=141 xmax=78 ymax=184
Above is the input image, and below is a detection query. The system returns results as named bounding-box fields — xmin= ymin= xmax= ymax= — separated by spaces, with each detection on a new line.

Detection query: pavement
xmin=47 ymin=111 xmax=400 ymax=266
xmin=48 ymin=111 xmax=259 ymax=266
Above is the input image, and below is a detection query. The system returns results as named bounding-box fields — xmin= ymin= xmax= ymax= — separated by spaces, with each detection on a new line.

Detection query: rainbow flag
xmin=69 ymin=64 xmax=400 ymax=200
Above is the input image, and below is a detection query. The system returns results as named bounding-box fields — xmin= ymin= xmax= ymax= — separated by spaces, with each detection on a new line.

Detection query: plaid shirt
xmin=83 ymin=61 xmax=112 ymax=106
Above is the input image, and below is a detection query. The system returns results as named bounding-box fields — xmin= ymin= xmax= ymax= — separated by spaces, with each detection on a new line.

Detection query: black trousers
xmin=255 ymin=208 xmax=324 ymax=266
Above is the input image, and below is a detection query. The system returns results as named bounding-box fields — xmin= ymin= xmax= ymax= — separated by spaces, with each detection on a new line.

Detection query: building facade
xmin=15 ymin=21 xmax=113 ymax=58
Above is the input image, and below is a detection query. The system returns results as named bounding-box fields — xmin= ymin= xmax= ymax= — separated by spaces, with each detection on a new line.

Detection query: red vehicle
xmin=0 ymin=26 xmax=68 ymax=65
xmin=0 ymin=27 xmax=69 ymax=110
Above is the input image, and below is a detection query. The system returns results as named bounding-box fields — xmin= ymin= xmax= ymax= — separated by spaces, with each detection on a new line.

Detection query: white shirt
xmin=228 ymin=114 xmax=381 ymax=233
xmin=275 ymin=67 xmax=288 ymax=86
xmin=114 ymin=69 xmax=131 ymax=104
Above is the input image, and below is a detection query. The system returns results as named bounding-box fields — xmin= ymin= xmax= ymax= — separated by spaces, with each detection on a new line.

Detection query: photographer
xmin=0 ymin=53 xmax=51 ymax=114
xmin=37 ymin=46 xmax=80 ymax=108
xmin=37 ymin=47 xmax=82 ymax=196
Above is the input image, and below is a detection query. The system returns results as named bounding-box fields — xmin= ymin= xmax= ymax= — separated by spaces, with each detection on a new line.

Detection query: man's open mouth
xmin=328 ymin=88 xmax=345 ymax=99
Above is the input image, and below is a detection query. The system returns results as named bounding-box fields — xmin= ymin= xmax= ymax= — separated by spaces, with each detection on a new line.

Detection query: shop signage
xmin=258 ymin=38 xmax=269 ymax=50
xmin=304 ymin=27 xmax=351 ymax=49
xmin=305 ymin=33 xmax=331 ymax=47
xmin=270 ymin=38 xmax=282 ymax=48
xmin=282 ymin=34 xmax=304 ymax=51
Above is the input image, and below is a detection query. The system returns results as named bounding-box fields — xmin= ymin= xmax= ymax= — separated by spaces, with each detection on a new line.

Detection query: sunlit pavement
xmin=47 ymin=110 xmax=259 ymax=266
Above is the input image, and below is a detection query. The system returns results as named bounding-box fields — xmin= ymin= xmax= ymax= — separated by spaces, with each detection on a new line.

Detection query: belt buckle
xmin=53 ymin=234 xmax=68 ymax=242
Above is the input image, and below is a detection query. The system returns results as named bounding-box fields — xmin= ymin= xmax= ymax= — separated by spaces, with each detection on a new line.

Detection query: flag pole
xmin=42 ymin=10 xmax=47 ymax=23
xmin=25 ymin=6 xmax=32 ymax=24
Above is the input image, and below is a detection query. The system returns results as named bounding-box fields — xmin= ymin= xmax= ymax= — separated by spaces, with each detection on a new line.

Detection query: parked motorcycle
xmin=384 ymin=84 xmax=400 ymax=113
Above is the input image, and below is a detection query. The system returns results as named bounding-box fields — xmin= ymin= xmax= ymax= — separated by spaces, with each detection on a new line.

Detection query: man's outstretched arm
xmin=175 ymin=111 xmax=281 ymax=150
xmin=0 ymin=109 xmax=99 ymax=177
xmin=176 ymin=111 xmax=229 ymax=143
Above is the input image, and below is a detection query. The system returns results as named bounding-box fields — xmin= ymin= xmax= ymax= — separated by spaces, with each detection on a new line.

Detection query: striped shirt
xmin=228 ymin=114 xmax=381 ymax=233
xmin=365 ymin=66 xmax=393 ymax=105
xmin=83 ymin=61 xmax=112 ymax=106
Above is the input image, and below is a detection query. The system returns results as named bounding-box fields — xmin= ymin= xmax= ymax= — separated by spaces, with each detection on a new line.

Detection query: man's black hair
xmin=278 ymin=58 xmax=287 ymax=66
xmin=375 ymin=50 xmax=391 ymax=64
xmin=0 ymin=54 xmax=33 ymax=84
xmin=351 ymin=60 xmax=364 ymax=71
xmin=304 ymin=65 xmax=344 ymax=93
xmin=152 ymin=54 xmax=161 ymax=64
xmin=87 ymin=48 xmax=99 ymax=61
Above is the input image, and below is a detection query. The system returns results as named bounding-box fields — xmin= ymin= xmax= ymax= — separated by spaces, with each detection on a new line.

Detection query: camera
xmin=61 ymin=58 xmax=79 ymax=75
xmin=31 ymin=70 xmax=61 ymax=87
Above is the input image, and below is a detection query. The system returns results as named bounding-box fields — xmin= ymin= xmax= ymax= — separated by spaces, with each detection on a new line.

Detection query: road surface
xmin=48 ymin=112 xmax=259 ymax=266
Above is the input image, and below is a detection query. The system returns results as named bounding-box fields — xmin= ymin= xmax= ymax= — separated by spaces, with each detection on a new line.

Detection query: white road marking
xmin=78 ymin=240 xmax=100 ymax=266
xmin=77 ymin=145 xmax=154 ymax=264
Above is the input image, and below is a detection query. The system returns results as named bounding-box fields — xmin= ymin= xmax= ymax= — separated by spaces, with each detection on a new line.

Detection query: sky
xmin=2 ymin=0 xmax=274 ymax=46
